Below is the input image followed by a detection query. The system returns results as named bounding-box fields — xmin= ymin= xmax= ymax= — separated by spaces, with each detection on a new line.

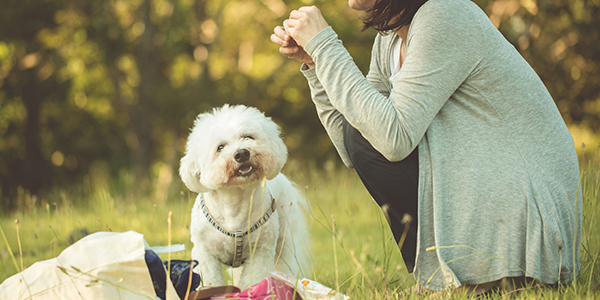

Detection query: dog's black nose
xmin=234 ymin=148 xmax=250 ymax=163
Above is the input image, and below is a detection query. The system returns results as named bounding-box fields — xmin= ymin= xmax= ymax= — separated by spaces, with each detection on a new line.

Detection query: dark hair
xmin=362 ymin=0 xmax=429 ymax=33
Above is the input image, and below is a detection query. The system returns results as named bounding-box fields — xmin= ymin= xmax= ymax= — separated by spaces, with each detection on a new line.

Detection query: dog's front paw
xmin=197 ymin=267 xmax=226 ymax=287
xmin=192 ymin=249 xmax=227 ymax=287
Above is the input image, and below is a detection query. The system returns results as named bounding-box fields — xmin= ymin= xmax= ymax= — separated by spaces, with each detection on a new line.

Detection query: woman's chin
xmin=348 ymin=0 xmax=369 ymax=11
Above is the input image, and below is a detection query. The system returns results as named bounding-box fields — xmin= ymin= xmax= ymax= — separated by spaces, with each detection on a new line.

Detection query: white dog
xmin=179 ymin=104 xmax=311 ymax=289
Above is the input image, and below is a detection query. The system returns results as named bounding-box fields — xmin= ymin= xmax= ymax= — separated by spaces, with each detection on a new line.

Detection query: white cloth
xmin=388 ymin=36 xmax=402 ymax=81
xmin=0 ymin=231 xmax=180 ymax=300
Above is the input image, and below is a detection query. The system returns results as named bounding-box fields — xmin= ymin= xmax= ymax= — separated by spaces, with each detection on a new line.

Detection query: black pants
xmin=343 ymin=122 xmax=419 ymax=273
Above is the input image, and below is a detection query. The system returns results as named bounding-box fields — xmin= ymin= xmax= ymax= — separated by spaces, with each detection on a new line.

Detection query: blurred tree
xmin=0 ymin=0 xmax=598 ymax=211
xmin=0 ymin=0 xmax=67 ymax=209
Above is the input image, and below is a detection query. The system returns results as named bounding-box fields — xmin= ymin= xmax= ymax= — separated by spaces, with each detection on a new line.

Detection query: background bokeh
xmin=1 ymin=0 xmax=598 ymax=211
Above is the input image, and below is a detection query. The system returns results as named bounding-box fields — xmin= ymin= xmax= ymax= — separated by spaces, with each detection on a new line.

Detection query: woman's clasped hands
xmin=270 ymin=6 xmax=329 ymax=68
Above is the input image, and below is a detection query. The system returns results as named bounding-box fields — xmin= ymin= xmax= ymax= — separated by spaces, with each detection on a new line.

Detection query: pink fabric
xmin=204 ymin=277 xmax=297 ymax=300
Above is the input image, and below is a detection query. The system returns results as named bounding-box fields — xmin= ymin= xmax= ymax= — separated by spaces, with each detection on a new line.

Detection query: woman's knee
xmin=343 ymin=122 xmax=377 ymax=162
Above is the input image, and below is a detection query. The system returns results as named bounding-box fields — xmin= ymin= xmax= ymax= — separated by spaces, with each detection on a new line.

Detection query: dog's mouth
xmin=236 ymin=164 xmax=254 ymax=177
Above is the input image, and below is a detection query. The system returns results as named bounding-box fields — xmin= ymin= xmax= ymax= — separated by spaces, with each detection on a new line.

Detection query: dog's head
xmin=179 ymin=104 xmax=288 ymax=193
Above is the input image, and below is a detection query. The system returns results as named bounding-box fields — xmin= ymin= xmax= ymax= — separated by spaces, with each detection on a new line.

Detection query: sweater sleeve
xmin=301 ymin=65 xmax=354 ymax=167
xmin=303 ymin=3 xmax=484 ymax=161
xmin=300 ymin=33 xmax=391 ymax=168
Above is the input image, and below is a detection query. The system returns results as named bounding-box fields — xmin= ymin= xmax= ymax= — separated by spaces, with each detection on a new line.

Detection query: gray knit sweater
xmin=300 ymin=0 xmax=582 ymax=290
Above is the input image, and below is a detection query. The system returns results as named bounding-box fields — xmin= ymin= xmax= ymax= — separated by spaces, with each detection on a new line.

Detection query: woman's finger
xmin=273 ymin=26 xmax=288 ymax=39
xmin=288 ymin=9 xmax=301 ymax=19
xmin=279 ymin=45 xmax=299 ymax=56
xmin=283 ymin=19 xmax=298 ymax=29
xmin=297 ymin=5 xmax=319 ymax=15
xmin=275 ymin=25 xmax=293 ymax=44
xmin=282 ymin=21 xmax=292 ymax=36
xmin=292 ymin=6 xmax=316 ymax=16
xmin=284 ymin=5 xmax=328 ymax=47
xmin=270 ymin=33 xmax=286 ymax=46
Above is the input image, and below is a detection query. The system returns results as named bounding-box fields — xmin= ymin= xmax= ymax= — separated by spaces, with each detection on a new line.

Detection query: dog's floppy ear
xmin=263 ymin=118 xmax=288 ymax=180
xmin=179 ymin=154 xmax=209 ymax=193
xmin=270 ymin=132 xmax=288 ymax=177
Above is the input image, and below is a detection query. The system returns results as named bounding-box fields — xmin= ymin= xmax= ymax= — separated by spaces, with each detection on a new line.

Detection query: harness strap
xmin=199 ymin=188 xmax=276 ymax=267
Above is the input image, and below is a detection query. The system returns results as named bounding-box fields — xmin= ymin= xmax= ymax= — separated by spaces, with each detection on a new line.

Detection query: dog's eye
xmin=217 ymin=144 xmax=225 ymax=152
xmin=243 ymin=135 xmax=254 ymax=140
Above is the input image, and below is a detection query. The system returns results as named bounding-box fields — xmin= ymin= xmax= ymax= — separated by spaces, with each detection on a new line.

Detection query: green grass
xmin=1 ymin=156 xmax=599 ymax=299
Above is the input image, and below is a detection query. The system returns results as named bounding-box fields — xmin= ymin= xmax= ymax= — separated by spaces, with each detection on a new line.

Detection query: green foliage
xmin=0 ymin=0 xmax=599 ymax=211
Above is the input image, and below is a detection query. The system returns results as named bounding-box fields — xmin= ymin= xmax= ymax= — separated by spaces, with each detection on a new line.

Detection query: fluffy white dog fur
xmin=180 ymin=104 xmax=311 ymax=289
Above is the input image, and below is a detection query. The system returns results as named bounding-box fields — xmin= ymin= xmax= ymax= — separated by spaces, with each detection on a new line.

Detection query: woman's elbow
xmin=378 ymin=144 xmax=415 ymax=162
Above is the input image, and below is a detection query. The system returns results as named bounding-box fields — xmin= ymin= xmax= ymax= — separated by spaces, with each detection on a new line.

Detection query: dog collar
xmin=199 ymin=188 xmax=277 ymax=268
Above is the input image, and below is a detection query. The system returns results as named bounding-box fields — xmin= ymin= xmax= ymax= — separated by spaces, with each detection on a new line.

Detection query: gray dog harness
xmin=199 ymin=190 xmax=277 ymax=268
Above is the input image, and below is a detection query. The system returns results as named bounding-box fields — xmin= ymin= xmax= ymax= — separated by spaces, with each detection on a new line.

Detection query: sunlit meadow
xmin=1 ymin=147 xmax=599 ymax=299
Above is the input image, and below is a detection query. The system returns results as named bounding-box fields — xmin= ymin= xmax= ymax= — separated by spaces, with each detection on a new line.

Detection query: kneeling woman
xmin=271 ymin=0 xmax=581 ymax=295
